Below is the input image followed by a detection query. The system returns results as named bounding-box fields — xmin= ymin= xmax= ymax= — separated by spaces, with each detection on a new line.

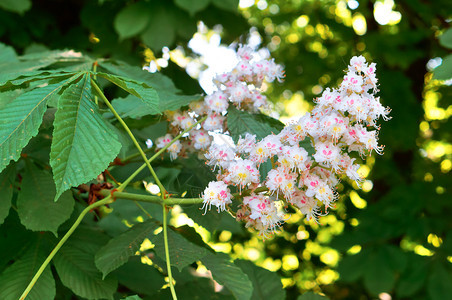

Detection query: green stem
xmin=99 ymin=189 xmax=204 ymax=205
xmin=116 ymin=116 xmax=207 ymax=190
xmin=163 ymin=205 xmax=177 ymax=299
xmin=19 ymin=196 xmax=113 ymax=300
xmin=93 ymin=62 xmax=98 ymax=105
xmin=91 ymin=79 xmax=166 ymax=195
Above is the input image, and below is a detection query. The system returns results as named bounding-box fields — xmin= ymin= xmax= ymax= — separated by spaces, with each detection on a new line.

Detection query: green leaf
xmin=0 ymin=0 xmax=31 ymax=14
xmin=427 ymin=263 xmax=452 ymax=300
xmin=100 ymin=60 xmax=199 ymax=111
xmin=202 ymin=252 xmax=253 ymax=300
xmin=297 ymin=292 xmax=329 ymax=300
xmin=235 ymin=259 xmax=286 ymax=300
xmin=54 ymin=245 xmax=118 ymax=300
xmin=96 ymin=72 xmax=160 ymax=115
xmin=0 ymin=74 xmax=80 ymax=173
xmin=95 ymin=220 xmax=159 ymax=278
xmin=114 ymin=2 xmax=150 ymax=40
xmin=227 ymin=106 xmax=284 ymax=142
xmin=0 ymin=164 xmax=15 ymax=225
xmin=140 ymin=6 xmax=176 ymax=51
xmin=154 ymin=226 xmax=207 ymax=271
xmin=50 ymin=74 xmax=121 ymax=201
xmin=433 ymin=54 xmax=452 ymax=80
xmin=111 ymin=94 xmax=158 ymax=119
xmin=0 ymin=239 xmax=55 ymax=300
xmin=175 ymin=0 xmax=210 ymax=16
xmin=439 ymin=28 xmax=452 ymax=49
xmin=17 ymin=163 xmax=74 ymax=235
xmin=113 ymin=256 xmax=165 ymax=295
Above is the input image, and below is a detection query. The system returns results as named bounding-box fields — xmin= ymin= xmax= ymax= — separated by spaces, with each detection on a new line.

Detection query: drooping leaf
xmin=95 ymin=220 xmax=159 ymax=278
xmin=439 ymin=28 xmax=452 ymax=49
xmin=50 ymin=74 xmax=121 ymax=201
xmin=53 ymin=245 xmax=118 ymax=300
xmin=297 ymin=292 xmax=329 ymax=300
xmin=154 ymin=226 xmax=207 ymax=271
xmin=114 ymin=2 xmax=150 ymax=40
xmin=0 ymin=164 xmax=15 ymax=225
xmin=433 ymin=54 xmax=452 ymax=80
xmin=111 ymin=94 xmax=158 ymax=119
xmin=202 ymin=252 xmax=253 ymax=300
xmin=227 ymin=106 xmax=284 ymax=142
xmin=17 ymin=163 xmax=74 ymax=235
xmin=0 ymin=74 xmax=80 ymax=173
xmin=113 ymin=256 xmax=165 ymax=295
xmin=0 ymin=238 xmax=55 ymax=300
xmin=175 ymin=0 xmax=210 ymax=16
xmin=235 ymin=259 xmax=286 ymax=300
xmin=96 ymin=72 xmax=160 ymax=115
xmin=99 ymin=60 xmax=199 ymax=111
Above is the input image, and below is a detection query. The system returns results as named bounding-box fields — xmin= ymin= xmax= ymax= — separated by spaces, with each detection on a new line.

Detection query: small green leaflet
xmin=50 ymin=74 xmax=121 ymax=201
xmin=0 ymin=73 xmax=82 ymax=173
xmin=96 ymin=72 xmax=160 ymax=115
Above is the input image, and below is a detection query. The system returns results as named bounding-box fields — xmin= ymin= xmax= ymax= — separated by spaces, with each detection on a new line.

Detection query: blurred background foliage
xmin=1 ymin=0 xmax=451 ymax=299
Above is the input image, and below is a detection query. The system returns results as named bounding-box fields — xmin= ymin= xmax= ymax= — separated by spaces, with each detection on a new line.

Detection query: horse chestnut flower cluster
xmin=202 ymin=55 xmax=391 ymax=238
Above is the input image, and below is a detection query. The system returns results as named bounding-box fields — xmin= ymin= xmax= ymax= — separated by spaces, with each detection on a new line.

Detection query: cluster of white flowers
xmin=149 ymin=45 xmax=284 ymax=159
xmin=201 ymin=56 xmax=391 ymax=238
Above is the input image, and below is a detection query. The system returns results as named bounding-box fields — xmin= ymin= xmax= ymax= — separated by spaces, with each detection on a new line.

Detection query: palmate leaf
xmin=0 ymin=238 xmax=55 ymax=300
xmin=235 ymin=260 xmax=286 ymax=300
xmin=201 ymin=252 xmax=253 ymax=300
xmin=96 ymin=72 xmax=160 ymax=115
xmin=50 ymin=74 xmax=121 ymax=201
xmin=0 ymin=74 xmax=81 ymax=173
xmin=95 ymin=220 xmax=159 ymax=278
xmin=53 ymin=245 xmax=117 ymax=300
xmin=16 ymin=162 xmax=74 ymax=235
